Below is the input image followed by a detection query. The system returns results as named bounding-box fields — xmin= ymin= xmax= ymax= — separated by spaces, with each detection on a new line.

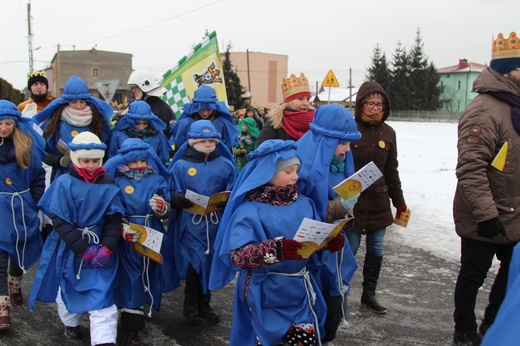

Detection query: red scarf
xmin=281 ymin=110 xmax=315 ymax=141
xmin=73 ymin=164 xmax=106 ymax=183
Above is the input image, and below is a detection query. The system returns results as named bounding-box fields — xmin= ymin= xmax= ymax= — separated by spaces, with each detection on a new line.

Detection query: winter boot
xmin=121 ymin=310 xmax=145 ymax=346
xmin=64 ymin=325 xmax=82 ymax=339
xmin=183 ymin=295 xmax=201 ymax=323
xmin=452 ymin=330 xmax=481 ymax=346
xmin=478 ymin=319 xmax=492 ymax=338
xmin=360 ymin=254 xmax=387 ymax=314
xmin=198 ymin=292 xmax=220 ymax=324
xmin=0 ymin=296 xmax=11 ymax=331
xmin=8 ymin=275 xmax=23 ymax=306
xmin=124 ymin=331 xmax=144 ymax=346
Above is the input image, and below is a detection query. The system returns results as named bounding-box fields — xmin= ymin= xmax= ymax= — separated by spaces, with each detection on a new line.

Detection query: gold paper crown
xmin=492 ymin=32 xmax=520 ymax=60
xmin=281 ymin=73 xmax=310 ymax=101
xmin=27 ymin=70 xmax=47 ymax=79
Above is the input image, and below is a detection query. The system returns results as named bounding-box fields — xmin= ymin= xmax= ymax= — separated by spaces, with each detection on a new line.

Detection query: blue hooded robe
xmin=295 ymin=105 xmax=361 ymax=300
xmin=104 ymin=138 xmax=179 ymax=311
xmin=170 ymin=85 xmax=238 ymax=149
xmin=210 ymin=140 xmax=327 ymax=346
xmin=168 ymin=120 xmax=237 ymax=291
xmin=108 ymin=101 xmax=171 ymax=164
xmin=29 ymin=172 xmax=123 ymax=313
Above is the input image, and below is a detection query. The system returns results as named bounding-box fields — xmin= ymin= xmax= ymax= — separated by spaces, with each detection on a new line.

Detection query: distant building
xmin=225 ymin=51 xmax=288 ymax=109
xmin=437 ymin=59 xmax=487 ymax=112
xmin=312 ymin=87 xmax=359 ymax=109
xmin=45 ymin=48 xmax=133 ymax=104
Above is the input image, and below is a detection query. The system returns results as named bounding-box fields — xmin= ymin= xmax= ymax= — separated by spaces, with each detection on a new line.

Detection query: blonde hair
xmin=266 ymin=101 xmax=316 ymax=129
xmin=12 ymin=126 xmax=33 ymax=169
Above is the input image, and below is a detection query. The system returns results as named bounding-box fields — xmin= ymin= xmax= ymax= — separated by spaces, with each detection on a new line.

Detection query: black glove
xmin=171 ymin=191 xmax=195 ymax=209
xmin=477 ymin=217 xmax=506 ymax=238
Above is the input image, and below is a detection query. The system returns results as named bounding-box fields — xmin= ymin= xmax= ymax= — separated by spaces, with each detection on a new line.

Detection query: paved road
xmin=0 ymin=230 xmax=493 ymax=345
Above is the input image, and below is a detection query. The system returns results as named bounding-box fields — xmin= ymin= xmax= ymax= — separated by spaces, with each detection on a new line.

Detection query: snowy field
xmin=385 ymin=121 xmax=461 ymax=263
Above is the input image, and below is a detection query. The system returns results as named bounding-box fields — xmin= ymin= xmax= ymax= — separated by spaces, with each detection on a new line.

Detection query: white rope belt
xmin=128 ymin=214 xmax=153 ymax=228
xmin=191 ymin=212 xmax=219 ymax=255
xmin=0 ymin=188 xmax=31 ymax=273
xmin=76 ymin=225 xmax=100 ymax=280
xmin=269 ymin=267 xmax=322 ymax=344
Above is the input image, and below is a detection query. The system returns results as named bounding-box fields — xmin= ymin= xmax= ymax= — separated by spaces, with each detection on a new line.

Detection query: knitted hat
xmin=490 ymin=31 xmax=520 ymax=75
xmin=27 ymin=70 xmax=49 ymax=89
xmin=275 ymin=156 xmax=300 ymax=173
xmin=0 ymin=100 xmax=21 ymax=122
xmin=281 ymin=73 xmax=311 ymax=103
xmin=68 ymin=131 xmax=106 ymax=166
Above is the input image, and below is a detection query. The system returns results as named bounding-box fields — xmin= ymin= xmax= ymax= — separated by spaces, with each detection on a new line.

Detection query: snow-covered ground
xmin=385 ymin=121 xmax=461 ymax=263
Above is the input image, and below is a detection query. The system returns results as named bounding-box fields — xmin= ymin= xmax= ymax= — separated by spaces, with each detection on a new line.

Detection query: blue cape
xmin=112 ymin=100 xmax=166 ymax=131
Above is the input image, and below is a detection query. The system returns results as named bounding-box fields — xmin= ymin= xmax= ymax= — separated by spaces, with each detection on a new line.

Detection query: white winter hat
xmin=69 ymin=131 xmax=106 ymax=166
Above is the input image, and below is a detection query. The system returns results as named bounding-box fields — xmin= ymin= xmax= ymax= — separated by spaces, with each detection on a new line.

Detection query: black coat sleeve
xmin=51 ymin=215 xmax=89 ymax=255
xmin=30 ymin=167 xmax=46 ymax=205
xmin=101 ymin=212 xmax=122 ymax=253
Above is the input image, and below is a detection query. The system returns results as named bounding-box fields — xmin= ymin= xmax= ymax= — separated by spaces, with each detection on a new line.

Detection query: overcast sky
xmin=1 ymin=0 xmax=518 ymax=93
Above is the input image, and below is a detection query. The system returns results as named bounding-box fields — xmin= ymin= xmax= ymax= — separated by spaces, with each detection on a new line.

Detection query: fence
xmin=389 ymin=111 xmax=461 ymax=123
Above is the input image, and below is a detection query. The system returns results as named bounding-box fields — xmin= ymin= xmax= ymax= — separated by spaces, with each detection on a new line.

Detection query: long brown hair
xmin=12 ymin=126 xmax=33 ymax=169
xmin=43 ymin=103 xmax=106 ymax=140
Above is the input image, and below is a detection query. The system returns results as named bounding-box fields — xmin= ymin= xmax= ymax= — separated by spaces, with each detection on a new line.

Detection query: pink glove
xmin=79 ymin=245 xmax=98 ymax=264
xmin=91 ymin=245 xmax=113 ymax=268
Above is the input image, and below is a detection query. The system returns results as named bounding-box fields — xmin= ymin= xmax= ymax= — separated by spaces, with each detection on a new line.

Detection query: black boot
xmin=361 ymin=254 xmax=387 ymax=314
xmin=121 ymin=310 xmax=146 ymax=346
xmin=183 ymin=295 xmax=201 ymax=323
xmin=198 ymin=292 xmax=220 ymax=324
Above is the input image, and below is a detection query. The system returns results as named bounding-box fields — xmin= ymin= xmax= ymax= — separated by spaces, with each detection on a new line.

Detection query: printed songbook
xmin=129 ymin=223 xmax=164 ymax=264
xmin=184 ymin=189 xmax=231 ymax=216
xmin=333 ymin=161 xmax=383 ymax=200
xmin=293 ymin=218 xmax=351 ymax=258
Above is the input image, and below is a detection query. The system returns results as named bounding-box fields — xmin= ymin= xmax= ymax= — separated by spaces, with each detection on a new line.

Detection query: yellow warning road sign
xmin=322 ymin=70 xmax=340 ymax=87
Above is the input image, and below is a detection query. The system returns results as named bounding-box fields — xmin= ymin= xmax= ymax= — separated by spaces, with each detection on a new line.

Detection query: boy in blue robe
xmin=29 ymin=131 xmax=123 ymax=346
xmin=296 ymin=104 xmax=362 ymax=343
xmin=168 ymin=119 xmax=238 ymax=324
xmin=0 ymin=100 xmax=45 ymax=330
xmin=104 ymin=138 xmax=179 ymax=345
xmin=107 ymin=101 xmax=171 ymax=165
xmin=170 ymin=85 xmax=238 ymax=150
xmin=210 ymin=140 xmax=344 ymax=345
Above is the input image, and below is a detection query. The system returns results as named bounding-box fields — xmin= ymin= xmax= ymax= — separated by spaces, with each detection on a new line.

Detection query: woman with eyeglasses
xmin=344 ymin=81 xmax=407 ymax=316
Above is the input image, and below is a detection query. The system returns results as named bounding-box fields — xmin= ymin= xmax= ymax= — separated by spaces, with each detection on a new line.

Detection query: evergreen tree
xmin=390 ymin=41 xmax=412 ymax=110
xmin=409 ymin=28 xmax=442 ymax=110
xmin=366 ymin=43 xmax=391 ymax=91
xmin=222 ymin=42 xmax=246 ymax=109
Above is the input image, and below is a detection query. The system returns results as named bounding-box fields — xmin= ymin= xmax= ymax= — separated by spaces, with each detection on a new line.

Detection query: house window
xmin=456 ymin=80 xmax=461 ymax=90
xmin=457 ymin=101 xmax=461 ymax=110
xmin=93 ymin=68 xmax=98 ymax=76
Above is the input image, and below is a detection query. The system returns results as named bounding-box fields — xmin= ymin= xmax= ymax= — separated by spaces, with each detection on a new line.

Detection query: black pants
xmin=185 ymin=264 xmax=203 ymax=297
xmin=0 ymin=251 xmax=23 ymax=296
xmin=321 ymin=289 xmax=343 ymax=343
xmin=453 ymin=237 xmax=515 ymax=335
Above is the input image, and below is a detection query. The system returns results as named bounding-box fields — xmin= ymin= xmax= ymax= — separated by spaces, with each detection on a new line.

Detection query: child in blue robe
xmin=0 ymin=100 xmax=45 ymax=331
xmin=170 ymin=85 xmax=238 ymax=150
xmin=210 ymin=140 xmax=343 ymax=345
xmin=168 ymin=119 xmax=238 ymax=324
xmin=104 ymin=138 xmax=179 ymax=345
xmin=296 ymin=104 xmax=362 ymax=343
xmin=29 ymin=131 xmax=123 ymax=345
xmin=34 ymin=75 xmax=113 ymax=181
xmin=107 ymin=101 xmax=171 ymax=165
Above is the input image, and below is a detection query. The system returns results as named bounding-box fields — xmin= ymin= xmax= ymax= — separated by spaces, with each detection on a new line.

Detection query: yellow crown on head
xmin=492 ymin=32 xmax=519 ymax=60
xmin=27 ymin=70 xmax=47 ymax=79
xmin=281 ymin=73 xmax=311 ymax=102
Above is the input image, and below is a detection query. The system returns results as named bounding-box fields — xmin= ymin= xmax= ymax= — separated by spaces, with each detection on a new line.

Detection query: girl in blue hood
xmin=170 ymin=85 xmax=238 ymax=150
xmin=34 ymin=75 xmax=113 ymax=181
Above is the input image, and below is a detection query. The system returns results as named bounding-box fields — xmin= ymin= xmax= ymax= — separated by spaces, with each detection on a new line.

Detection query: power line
xmin=64 ymin=0 xmax=225 ymax=47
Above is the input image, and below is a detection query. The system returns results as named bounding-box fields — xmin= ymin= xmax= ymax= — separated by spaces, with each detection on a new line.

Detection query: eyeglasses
xmin=364 ymin=101 xmax=384 ymax=109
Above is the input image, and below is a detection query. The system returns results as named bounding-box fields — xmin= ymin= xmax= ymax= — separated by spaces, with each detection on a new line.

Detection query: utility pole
xmin=246 ymin=49 xmax=251 ymax=94
xmin=27 ymin=0 xmax=34 ymax=73
xmin=348 ymin=68 xmax=355 ymax=111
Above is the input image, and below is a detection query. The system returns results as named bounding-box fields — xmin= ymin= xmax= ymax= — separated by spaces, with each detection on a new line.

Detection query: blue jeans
xmin=345 ymin=227 xmax=387 ymax=257
xmin=342 ymin=228 xmax=386 ymax=316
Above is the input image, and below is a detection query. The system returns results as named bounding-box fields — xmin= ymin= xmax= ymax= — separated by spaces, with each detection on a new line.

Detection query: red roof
xmin=437 ymin=59 xmax=487 ymax=73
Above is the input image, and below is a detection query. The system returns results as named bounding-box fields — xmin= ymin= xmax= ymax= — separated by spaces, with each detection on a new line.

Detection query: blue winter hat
xmin=113 ymin=100 xmax=166 ymax=131
xmin=0 ymin=100 xmax=46 ymax=151
xmin=187 ymin=119 xmax=221 ymax=141
xmin=490 ymin=32 xmax=520 ymax=75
